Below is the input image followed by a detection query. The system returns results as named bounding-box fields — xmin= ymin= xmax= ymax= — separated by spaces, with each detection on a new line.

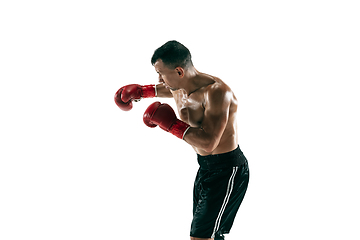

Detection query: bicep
xmin=182 ymin=86 xmax=232 ymax=152
xmin=201 ymin=89 xmax=231 ymax=140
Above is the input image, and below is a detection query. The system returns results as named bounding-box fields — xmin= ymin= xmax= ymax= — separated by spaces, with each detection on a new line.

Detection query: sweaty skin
xmin=154 ymin=60 xmax=238 ymax=156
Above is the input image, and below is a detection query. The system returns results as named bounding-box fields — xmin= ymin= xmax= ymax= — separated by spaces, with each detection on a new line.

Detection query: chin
xmin=166 ymin=85 xmax=177 ymax=91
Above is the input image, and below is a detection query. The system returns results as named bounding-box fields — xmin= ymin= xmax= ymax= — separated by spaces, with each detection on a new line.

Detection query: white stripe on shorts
xmin=211 ymin=166 xmax=238 ymax=238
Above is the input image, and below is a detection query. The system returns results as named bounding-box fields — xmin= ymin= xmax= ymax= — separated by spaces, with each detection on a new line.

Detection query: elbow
xmin=183 ymin=128 xmax=220 ymax=153
xmin=201 ymin=138 xmax=219 ymax=153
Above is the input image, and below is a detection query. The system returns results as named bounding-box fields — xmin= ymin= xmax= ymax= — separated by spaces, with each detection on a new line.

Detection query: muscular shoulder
xmin=205 ymin=79 xmax=232 ymax=102
xmin=204 ymin=79 xmax=233 ymax=107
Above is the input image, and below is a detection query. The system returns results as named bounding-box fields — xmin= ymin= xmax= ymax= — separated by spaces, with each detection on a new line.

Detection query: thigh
xmin=217 ymin=161 xmax=249 ymax=235
xmin=191 ymin=161 xmax=249 ymax=238
xmin=191 ymin=167 xmax=237 ymax=238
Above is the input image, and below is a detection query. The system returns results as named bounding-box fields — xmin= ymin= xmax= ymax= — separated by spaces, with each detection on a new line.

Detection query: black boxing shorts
xmin=190 ymin=146 xmax=249 ymax=240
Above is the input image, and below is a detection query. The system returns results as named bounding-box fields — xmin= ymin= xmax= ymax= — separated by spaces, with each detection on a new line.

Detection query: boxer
xmin=114 ymin=41 xmax=249 ymax=240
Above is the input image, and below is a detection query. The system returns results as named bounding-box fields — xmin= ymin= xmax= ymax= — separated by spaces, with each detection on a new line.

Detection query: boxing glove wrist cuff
xmin=169 ymin=119 xmax=191 ymax=139
xmin=141 ymin=85 xmax=156 ymax=98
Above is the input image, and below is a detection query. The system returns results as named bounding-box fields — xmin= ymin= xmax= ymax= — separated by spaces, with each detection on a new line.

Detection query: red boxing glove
xmin=114 ymin=84 xmax=156 ymax=111
xmin=143 ymin=102 xmax=190 ymax=139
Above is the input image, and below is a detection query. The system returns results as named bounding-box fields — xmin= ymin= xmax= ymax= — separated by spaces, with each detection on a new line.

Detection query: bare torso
xmin=171 ymin=74 xmax=238 ymax=156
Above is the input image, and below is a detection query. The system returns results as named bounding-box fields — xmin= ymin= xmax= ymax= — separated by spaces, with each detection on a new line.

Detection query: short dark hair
xmin=151 ymin=40 xmax=193 ymax=69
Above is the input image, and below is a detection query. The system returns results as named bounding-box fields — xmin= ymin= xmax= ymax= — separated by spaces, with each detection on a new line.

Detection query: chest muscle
xmin=174 ymin=92 xmax=204 ymax=127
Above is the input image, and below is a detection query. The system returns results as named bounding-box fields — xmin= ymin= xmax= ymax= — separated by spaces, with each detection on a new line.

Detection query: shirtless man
xmin=114 ymin=41 xmax=249 ymax=240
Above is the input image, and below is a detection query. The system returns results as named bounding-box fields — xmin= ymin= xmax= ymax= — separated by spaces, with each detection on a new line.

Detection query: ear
xmin=175 ymin=67 xmax=185 ymax=78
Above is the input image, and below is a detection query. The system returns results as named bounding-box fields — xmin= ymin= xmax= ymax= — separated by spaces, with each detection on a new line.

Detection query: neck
xmin=182 ymin=68 xmax=214 ymax=96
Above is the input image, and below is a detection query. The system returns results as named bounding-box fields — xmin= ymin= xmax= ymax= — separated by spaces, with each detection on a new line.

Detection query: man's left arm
xmin=183 ymin=86 xmax=231 ymax=153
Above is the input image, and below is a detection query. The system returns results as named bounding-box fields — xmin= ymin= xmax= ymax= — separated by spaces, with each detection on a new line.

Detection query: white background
xmin=1 ymin=0 xmax=359 ymax=239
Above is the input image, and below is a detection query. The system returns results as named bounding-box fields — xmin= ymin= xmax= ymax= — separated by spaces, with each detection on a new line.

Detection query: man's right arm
xmin=156 ymin=83 xmax=173 ymax=98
